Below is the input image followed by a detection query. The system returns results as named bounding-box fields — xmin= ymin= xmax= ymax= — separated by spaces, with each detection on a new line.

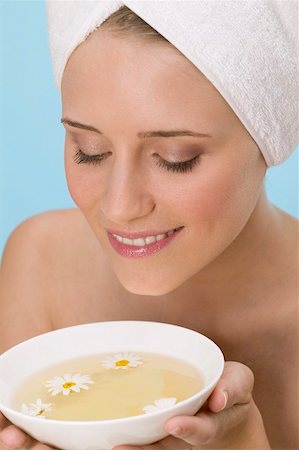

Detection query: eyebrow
xmin=61 ymin=118 xmax=212 ymax=139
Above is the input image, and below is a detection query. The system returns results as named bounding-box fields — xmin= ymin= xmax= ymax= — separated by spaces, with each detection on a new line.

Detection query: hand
xmin=113 ymin=361 xmax=271 ymax=450
xmin=0 ymin=413 xmax=55 ymax=450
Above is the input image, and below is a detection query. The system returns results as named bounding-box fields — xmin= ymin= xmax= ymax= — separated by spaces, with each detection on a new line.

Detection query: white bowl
xmin=0 ymin=321 xmax=224 ymax=450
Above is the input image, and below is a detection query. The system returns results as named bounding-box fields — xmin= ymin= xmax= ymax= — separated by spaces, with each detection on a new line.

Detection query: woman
xmin=0 ymin=2 xmax=298 ymax=449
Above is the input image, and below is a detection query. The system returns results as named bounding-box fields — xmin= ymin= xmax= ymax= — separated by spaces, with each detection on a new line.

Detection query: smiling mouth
xmin=107 ymin=226 xmax=185 ymax=258
xmin=111 ymin=227 xmax=184 ymax=247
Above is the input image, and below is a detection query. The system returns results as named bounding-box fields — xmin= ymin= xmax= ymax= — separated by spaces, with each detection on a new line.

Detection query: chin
xmin=116 ymin=272 xmax=179 ymax=297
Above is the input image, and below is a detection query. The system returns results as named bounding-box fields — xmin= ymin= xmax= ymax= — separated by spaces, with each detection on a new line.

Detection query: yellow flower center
xmin=63 ymin=381 xmax=76 ymax=389
xmin=116 ymin=359 xmax=130 ymax=367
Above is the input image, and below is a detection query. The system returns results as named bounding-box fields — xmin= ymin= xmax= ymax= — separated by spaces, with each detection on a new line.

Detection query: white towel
xmin=46 ymin=0 xmax=298 ymax=167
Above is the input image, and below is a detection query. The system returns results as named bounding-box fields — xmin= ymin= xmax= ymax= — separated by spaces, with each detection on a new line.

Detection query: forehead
xmin=63 ymin=27 xmax=201 ymax=81
xmin=61 ymin=29 xmax=238 ymax=134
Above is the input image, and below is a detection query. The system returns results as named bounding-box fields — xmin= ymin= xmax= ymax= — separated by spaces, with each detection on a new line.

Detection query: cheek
xmin=193 ymin=171 xmax=243 ymax=222
xmin=64 ymin=149 xmax=100 ymax=212
xmin=170 ymin=152 xmax=265 ymax=235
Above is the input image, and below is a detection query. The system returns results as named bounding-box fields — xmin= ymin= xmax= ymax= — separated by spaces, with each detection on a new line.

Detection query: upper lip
xmin=107 ymin=227 xmax=183 ymax=239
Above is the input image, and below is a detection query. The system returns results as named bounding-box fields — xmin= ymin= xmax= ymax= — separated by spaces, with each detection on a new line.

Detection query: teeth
xmin=112 ymin=228 xmax=179 ymax=247
xmin=122 ymin=237 xmax=134 ymax=245
xmin=145 ymin=236 xmax=157 ymax=245
xmin=132 ymin=237 xmax=147 ymax=246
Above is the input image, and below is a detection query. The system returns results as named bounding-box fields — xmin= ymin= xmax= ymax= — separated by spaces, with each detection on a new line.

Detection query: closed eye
xmin=153 ymin=154 xmax=201 ymax=173
xmin=73 ymin=148 xmax=201 ymax=173
xmin=73 ymin=148 xmax=111 ymax=166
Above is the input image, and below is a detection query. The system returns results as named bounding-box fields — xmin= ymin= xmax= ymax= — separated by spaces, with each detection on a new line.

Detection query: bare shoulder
xmin=30 ymin=208 xmax=107 ymax=280
xmin=0 ymin=208 xmax=102 ymax=273
xmin=276 ymin=207 xmax=298 ymax=240
xmin=0 ymin=208 xmax=105 ymax=353
xmin=272 ymin=208 xmax=298 ymax=322
xmin=273 ymin=207 xmax=298 ymax=278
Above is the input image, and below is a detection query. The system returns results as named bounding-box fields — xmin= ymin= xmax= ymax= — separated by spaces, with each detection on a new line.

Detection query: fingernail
xmin=168 ymin=426 xmax=182 ymax=436
xmin=219 ymin=391 xmax=228 ymax=411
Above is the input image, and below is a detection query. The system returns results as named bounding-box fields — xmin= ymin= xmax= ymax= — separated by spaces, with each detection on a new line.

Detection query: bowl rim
xmin=0 ymin=320 xmax=225 ymax=426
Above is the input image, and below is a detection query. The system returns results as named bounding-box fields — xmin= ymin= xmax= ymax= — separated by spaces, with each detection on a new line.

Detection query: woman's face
xmin=61 ymin=28 xmax=267 ymax=296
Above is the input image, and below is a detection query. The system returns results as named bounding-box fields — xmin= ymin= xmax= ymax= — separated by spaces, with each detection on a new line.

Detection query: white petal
xmin=155 ymin=397 xmax=177 ymax=408
xmin=71 ymin=385 xmax=81 ymax=392
xmin=62 ymin=374 xmax=72 ymax=381
xmin=42 ymin=404 xmax=52 ymax=412
xmin=128 ymin=361 xmax=140 ymax=367
xmin=72 ymin=374 xmax=82 ymax=381
xmin=142 ymin=405 xmax=158 ymax=414
xmin=21 ymin=404 xmax=29 ymax=414
xmin=50 ymin=388 xmax=61 ymax=396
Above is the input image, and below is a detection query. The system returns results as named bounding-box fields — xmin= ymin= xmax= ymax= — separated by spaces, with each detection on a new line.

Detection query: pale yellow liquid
xmin=12 ymin=352 xmax=204 ymax=421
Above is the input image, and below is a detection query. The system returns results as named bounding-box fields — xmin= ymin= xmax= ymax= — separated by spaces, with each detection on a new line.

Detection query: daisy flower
xmin=21 ymin=398 xmax=52 ymax=418
xmin=142 ymin=397 xmax=177 ymax=414
xmin=45 ymin=373 xmax=93 ymax=396
xmin=101 ymin=352 xmax=144 ymax=370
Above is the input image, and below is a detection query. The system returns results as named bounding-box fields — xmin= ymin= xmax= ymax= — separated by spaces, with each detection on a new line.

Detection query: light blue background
xmin=0 ymin=0 xmax=298 ymax=257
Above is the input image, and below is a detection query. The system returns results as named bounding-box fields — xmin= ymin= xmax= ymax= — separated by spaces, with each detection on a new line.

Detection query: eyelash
xmin=73 ymin=148 xmax=200 ymax=173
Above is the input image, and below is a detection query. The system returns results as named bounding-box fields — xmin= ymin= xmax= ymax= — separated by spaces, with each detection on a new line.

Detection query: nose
xmin=100 ymin=158 xmax=155 ymax=225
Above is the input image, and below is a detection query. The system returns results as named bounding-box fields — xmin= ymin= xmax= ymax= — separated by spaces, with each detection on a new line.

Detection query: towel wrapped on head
xmin=46 ymin=0 xmax=298 ymax=167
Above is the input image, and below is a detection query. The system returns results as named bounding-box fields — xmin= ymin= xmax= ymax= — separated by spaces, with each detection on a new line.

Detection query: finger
xmin=0 ymin=413 xmax=10 ymax=431
xmin=163 ymin=361 xmax=254 ymax=446
xmin=0 ymin=424 xmax=35 ymax=449
xmin=164 ymin=404 xmax=251 ymax=446
xmin=113 ymin=434 xmax=192 ymax=449
xmin=0 ymin=425 xmax=56 ymax=450
xmin=207 ymin=361 xmax=254 ymax=413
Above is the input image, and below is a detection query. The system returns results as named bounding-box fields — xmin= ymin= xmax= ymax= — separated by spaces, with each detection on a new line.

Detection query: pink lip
xmin=107 ymin=227 xmax=184 ymax=258
xmin=106 ymin=227 xmax=182 ymax=240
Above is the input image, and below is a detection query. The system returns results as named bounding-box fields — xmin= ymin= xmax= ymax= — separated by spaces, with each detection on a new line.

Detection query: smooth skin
xmin=0 ymin=28 xmax=298 ymax=450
